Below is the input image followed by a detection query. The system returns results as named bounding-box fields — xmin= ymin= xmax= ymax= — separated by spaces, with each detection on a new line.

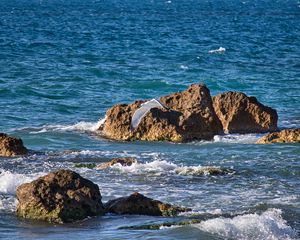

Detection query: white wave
xmin=209 ymin=47 xmax=226 ymax=53
xmin=28 ymin=118 xmax=106 ymax=134
xmin=0 ymin=170 xmax=40 ymax=195
xmin=180 ymin=65 xmax=189 ymax=70
xmin=195 ymin=208 xmax=296 ymax=240
xmin=213 ymin=134 xmax=261 ymax=144
xmin=109 ymin=160 xmax=230 ymax=176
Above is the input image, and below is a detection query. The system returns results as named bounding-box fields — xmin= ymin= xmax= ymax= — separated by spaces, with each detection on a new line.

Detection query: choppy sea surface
xmin=0 ymin=0 xmax=300 ymax=239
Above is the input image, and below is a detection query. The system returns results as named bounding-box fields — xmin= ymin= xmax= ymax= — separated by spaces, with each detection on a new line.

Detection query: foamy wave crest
xmin=209 ymin=47 xmax=226 ymax=53
xmin=195 ymin=208 xmax=296 ymax=240
xmin=0 ymin=170 xmax=40 ymax=195
xmin=28 ymin=117 xmax=106 ymax=134
xmin=110 ymin=160 xmax=231 ymax=176
xmin=213 ymin=134 xmax=261 ymax=144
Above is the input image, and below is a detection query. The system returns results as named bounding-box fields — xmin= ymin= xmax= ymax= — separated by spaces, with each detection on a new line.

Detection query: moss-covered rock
xmin=16 ymin=169 xmax=105 ymax=223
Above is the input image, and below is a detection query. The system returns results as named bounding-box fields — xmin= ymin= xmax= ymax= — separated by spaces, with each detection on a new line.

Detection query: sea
xmin=0 ymin=0 xmax=299 ymax=239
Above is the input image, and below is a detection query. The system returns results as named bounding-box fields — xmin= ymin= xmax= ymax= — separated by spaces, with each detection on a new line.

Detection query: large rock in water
xmin=101 ymin=84 xmax=223 ymax=142
xmin=16 ymin=169 xmax=104 ymax=223
xmin=0 ymin=133 xmax=28 ymax=157
xmin=104 ymin=192 xmax=190 ymax=216
xmin=212 ymin=92 xmax=278 ymax=134
xmin=256 ymin=128 xmax=300 ymax=144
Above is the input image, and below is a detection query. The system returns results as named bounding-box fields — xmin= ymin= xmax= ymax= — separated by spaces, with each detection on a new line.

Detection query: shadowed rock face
xmin=101 ymin=84 xmax=223 ymax=142
xmin=104 ymin=192 xmax=190 ymax=216
xmin=16 ymin=169 xmax=104 ymax=223
xmin=0 ymin=133 xmax=28 ymax=157
xmin=96 ymin=157 xmax=138 ymax=170
xmin=213 ymin=92 xmax=278 ymax=134
xmin=256 ymin=128 xmax=300 ymax=144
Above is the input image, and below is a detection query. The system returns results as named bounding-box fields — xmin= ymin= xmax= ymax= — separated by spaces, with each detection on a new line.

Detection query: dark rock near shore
xmin=101 ymin=84 xmax=223 ymax=142
xmin=96 ymin=157 xmax=137 ymax=170
xmin=104 ymin=192 xmax=190 ymax=216
xmin=256 ymin=128 xmax=300 ymax=144
xmin=212 ymin=92 xmax=278 ymax=134
xmin=16 ymin=169 xmax=104 ymax=223
xmin=0 ymin=133 xmax=28 ymax=157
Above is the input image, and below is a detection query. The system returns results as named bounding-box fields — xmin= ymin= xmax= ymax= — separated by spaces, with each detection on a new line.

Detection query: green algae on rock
xmin=104 ymin=192 xmax=190 ymax=217
xmin=16 ymin=169 xmax=104 ymax=223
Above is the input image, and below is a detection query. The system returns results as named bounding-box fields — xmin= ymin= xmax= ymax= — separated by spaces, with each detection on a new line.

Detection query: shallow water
xmin=0 ymin=0 xmax=300 ymax=239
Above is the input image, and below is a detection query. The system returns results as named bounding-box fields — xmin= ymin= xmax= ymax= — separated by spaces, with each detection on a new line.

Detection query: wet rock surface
xmin=96 ymin=157 xmax=138 ymax=170
xmin=16 ymin=169 xmax=104 ymax=223
xmin=213 ymin=92 xmax=278 ymax=134
xmin=256 ymin=128 xmax=300 ymax=144
xmin=0 ymin=133 xmax=28 ymax=157
xmin=104 ymin=192 xmax=190 ymax=216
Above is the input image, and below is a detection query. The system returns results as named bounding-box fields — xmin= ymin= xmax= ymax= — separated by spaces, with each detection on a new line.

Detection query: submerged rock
xmin=175 ymin=166 xmax=233 ymax=176
xmin=16 ymin=169 xmax=104 ymax=223
xmin=101 ymin=84 xmax=223 ymax=142
xmin=212 ymin=92 xmax=278 ymax=134
xmin=256 ymin=128 xmax=300 ymax=144
xmin=0 ymin=133 xmax=28 ymax=157
xmin=96 ymin=157 xmax=137 ymax=170
xmin=104 ymin=192 xmax=190 ymax=216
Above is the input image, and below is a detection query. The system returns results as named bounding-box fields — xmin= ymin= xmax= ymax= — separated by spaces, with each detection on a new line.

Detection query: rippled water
xmin=0 ymin=0 xmax=300 ymax=239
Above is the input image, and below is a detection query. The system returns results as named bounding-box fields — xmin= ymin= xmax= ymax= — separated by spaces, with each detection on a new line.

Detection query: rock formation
xmin=16 ymin=169 xmax=104 ymax=223
xmin=212 ymin=92 xmax=278 ymax=134
xmin=101 ymin=84 xmax=223 ymax=142
xmin=0 ymin=133 xmax=28 ymax=157
xmin=104 ymin=192 xmax=190 ymax=216
xmin=96 ymin=157 xmax=137 ymax=170
xmin=256 ymin=128 xmax=300 ymax=144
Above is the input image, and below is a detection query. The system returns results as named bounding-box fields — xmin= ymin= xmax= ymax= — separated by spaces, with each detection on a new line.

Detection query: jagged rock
xmin=96 ymin=157 xmax=137 ymax=170
xmin=212 ymin=92 xmax=278 ymax=134
xmin=104 ymin=192 xmax=190 ymax=216
xmin=256 ymin=128 xmax=300 ymax=144
xmin=101 ymin=84 xmax=223 ymax=142
xmin=16 ymin=169 xmax=104 ymax=223
xmin=0 ymin=133 xmax=28 ymax=157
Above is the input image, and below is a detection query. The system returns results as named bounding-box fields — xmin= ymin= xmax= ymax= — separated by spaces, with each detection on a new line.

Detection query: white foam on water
xmin=0 ymin=170 xmax=40 ymax=195
xmin=213 ymin=133 xmax=261 ymax=144
xmin=26 ymin=117 xmax=106 ymax=134
xmin=209 ymin=47 xmax=226 ymax=53
xmin=194 ymin=208 xmax=296 ymax=240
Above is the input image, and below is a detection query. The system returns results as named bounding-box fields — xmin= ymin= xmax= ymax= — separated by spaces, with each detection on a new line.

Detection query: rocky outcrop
xmin=256 ymin=128 xmax=300 ymax=144
xmin=0 ymin=133 xmax=28 ymax=157
xmin=101 ymin=84 xmax=223 ymax=142
xmin=104 ymin=192 xmax=190 ymax=216
xmin=16 ymin=169 xmax=104 ymax=223
xmin=212 ymin=92 xmax=278 ymax=134
xmin=96 ymin=157 xmax=137 ymax=170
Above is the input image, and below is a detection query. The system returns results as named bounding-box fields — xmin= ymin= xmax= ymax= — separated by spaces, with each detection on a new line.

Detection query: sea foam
xmin=209 ymin=47 xmax=226 ymax=53
xmin=195 ymin=208 xmax=296 ymax=240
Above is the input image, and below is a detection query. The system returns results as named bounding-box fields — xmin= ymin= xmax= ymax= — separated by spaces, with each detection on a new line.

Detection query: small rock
xmin=256 ymin=128 xmax=300 ymax=144
xmin=175 ymin=166 xmax=233 ymax=176
xmin=96 ymin=157 xmax=138 ymax=170
xmin=213 ymin=92 xmax=278 ymax=134
xmin=104 ymin=192 xmax=190 ymax=216
xmin=16 ymin=169 xmax=104 ymax=223
xmin=0 ymin=133 xmax=28 ymax=157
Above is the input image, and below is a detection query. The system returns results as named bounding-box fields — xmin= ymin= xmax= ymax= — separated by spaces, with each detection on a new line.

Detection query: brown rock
xmin=256 ymin=128 xmax=300 ymax=144
xmin=0 ymin=133 xmax=28 ymax=157
xmin=96 ymin=157 xmax=138 ymax=170
xmin=212 ymin=92 xmax=278 ymax=134
xmin=104 ymin=192 xmax=190 ymax=216
xmin=16 ymin=169 xmax=104 ymax=223
xmin=101 ymin=84 xmax=223 ymax=142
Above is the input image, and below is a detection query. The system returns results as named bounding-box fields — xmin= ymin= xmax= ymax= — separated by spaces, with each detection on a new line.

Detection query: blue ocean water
xmin=0 ymin=0 xmax=299 ymax=239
